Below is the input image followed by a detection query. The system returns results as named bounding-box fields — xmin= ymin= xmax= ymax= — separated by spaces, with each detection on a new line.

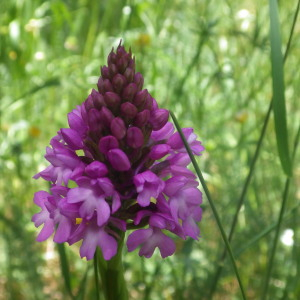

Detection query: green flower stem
xmin=96 ymin=232 xmax=128 ymax=300
xmin=170 ymin=111 xmax=247 ymax=300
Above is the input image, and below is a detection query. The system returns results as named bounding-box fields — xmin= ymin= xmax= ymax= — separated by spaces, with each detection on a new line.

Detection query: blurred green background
xmin=1 ymin=0 xmax=300 ymax=299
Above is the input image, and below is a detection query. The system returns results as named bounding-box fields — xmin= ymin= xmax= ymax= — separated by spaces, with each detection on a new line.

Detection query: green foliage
xmin=0 ymin=0 xmax=299 ymax=299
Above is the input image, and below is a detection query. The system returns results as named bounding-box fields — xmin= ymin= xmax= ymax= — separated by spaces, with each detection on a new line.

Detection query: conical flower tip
xmin=32 ymin=42 xmax=204 ymax=261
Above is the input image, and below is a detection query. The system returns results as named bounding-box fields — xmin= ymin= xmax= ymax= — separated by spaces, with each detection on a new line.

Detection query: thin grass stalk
xmin=261 ymin=124 xmax=300 ymax=299
xmin=234 ymin=201 xmax=300 ymax=257
xmin=56 ymin=243 xmax=74 ymax=300
xmin=170 ymin=111 xmax=247 ymax=300
xmin=207 ymin=0 xmax=300 ymax=296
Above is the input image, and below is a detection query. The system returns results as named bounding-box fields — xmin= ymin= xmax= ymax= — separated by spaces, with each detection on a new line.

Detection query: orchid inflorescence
xmin=32 ymin=43 xmax=204 ymax=260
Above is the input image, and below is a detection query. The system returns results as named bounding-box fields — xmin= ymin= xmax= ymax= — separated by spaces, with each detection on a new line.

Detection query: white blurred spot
xmin=34 ymin=51 xmax=45 ymax=60
xmin=222 ymin=63 xmax=232 ymax=74
xmin=9 ymin=20 xmax=20 ymax=41
xmin=280 ymin=229 xmax=294 ymax=246
xmin=219 ymin=37 xmax=228 ymax=51
xmin=236 ymin=9 xmax=253 ymax=31
xmin=241 ymin=20 xmax=250 ymax=31
xmin=122 ymin=6 xmax=131 ymax=15
xmin=237 ymin=9 xmax=251 ymax=19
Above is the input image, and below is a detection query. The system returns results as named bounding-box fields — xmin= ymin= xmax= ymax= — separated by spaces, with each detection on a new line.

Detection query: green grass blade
xmin=75 ymin=266 xmax=90 ymax=300
xmin=234 ymin=201 xmax=300 ymax=258
xmin=170 ymin=111 xmax=247 ymax=300
xmin=56 ymin=243 xmax=74 ymax=299
xmin=207 ymin=1 xmax=300 ymax=297
xmin=93 ymin=250 xmax=100 ymax=300
xmin=269 ymin=0 xmax=291 ymax=176
xmin=261 ymin=123 xmax=300 ymax=299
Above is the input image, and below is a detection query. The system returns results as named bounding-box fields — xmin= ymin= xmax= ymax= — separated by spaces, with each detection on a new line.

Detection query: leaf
xmin=56 ymin=243 xmax=74 ymax=299
xmin=269 ymin=0 xmax=292 ymax=176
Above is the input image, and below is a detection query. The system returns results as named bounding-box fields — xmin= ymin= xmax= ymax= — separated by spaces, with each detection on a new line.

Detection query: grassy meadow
xmin=0 ymin=0 xmax=300 ymax=299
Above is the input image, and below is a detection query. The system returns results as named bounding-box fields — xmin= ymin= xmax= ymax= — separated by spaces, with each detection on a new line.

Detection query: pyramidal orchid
xmin=32 ymin=42 xmax=204 ymax=298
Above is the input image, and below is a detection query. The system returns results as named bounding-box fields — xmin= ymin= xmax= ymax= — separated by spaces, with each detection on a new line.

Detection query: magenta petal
xmin=67 ymin=112 xmax=87 ymax=136
xmin=151 ymin=122 xmax=174 ymax=141
xmin=79 ymin=198 xmax=97 ymax=220
xmin=85 ymin=161 xmax=108 ymax=178
xmin=67 ymin=187 xmax=93 ymax=203
xmin=98 ymin=231 xmax=118 ymax=260
xmin=149 ymin=144 xmax=171 ymax=160
xmin=36 ymin=219 xmax=55 ymax=241
xmin=157 ymin=234 xmax=176 ymax=258
xmin=33 ymin=191 xmax=49 ymax=206
xmin=183 ymin=217 xmax=200 ymax=240
xmin=137 ymin=189 xmax=153 ymax=207
xmin=96 ymin=200 xmax=110 ymax=227
xmin=149 ymin=215 xmax=167 ymax=229
xmin=53 ymin=218 xmax=72 ymax=243
xmin=80 ymin=228 xmax=99 ymax=260
xmin=107 ymin=149 xmax=131 ymax=171
xmin=127 ymin=228 xmax=153 ymax=252
xmin=61 ymin=128 xmax=83 ymax=150
xmin=111 ymin=192 xmax=121 ymax=213
xmin=134 ymin=210 xmax=153 ymax=225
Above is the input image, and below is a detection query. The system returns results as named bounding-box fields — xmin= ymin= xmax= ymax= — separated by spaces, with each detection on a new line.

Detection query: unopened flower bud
xmin=121 ymin=102 xmax=138 ymax=119
xmin=134 ymin=72 xmax=144 ymax=91
xmin=143 ymin=94 xmax=153 ymax=111
xmin=107 ymin=149 xmax=131 ymax=171
xmin=84 ymin=95 xmax=94 ymax=111
xmin=104 ymin=92 xmax=121 ymax=109
xmin=149 ymin=109 xmax=169 ymax=130
xmin=117 ymin=56 xmax=128 ymax=73
xmin=101 ymin=66 xmax=110 ymax=79
xmin=133 ymin=89 xmax=148 ymax=107
xmin=124 ymin=67 xmax=134 ymax=82
xmin=87 ymin=108 xmax=102 ymax=132
xmin=110 ymin=117 xmax=126 ymax=139
xmin=112 ymin=74 xmax=127 ymax=93
xmin=85 ymin=161 xmax=108 ymax=178
xmin=98 ymin=135 xmax=119 ymax=154
xmin=134 ymin=109 xmax=150 ymax=127
xmin=109 ymin=63 xmax=118 ymax=78
xmin=126 ymin=127 xmax=144 ymax=148
xmin=107 ymin=50 xmax=117 ymax=64
xmin=97 ymin=78 xmax=113 ymax=94
xmin=91 ymin=89 xmax=106 ymax=110
xmin=99 ymin=106 xmax=114 ymax=127
xmin=122 ymin=83 xmax=137 ymax=101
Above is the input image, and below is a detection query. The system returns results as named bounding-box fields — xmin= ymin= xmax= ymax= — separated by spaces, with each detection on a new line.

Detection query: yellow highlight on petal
xmin=150 ymin=197 xmax=157 ymax=204
xmin=76 ymin=218 xmax=82 ymax=225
